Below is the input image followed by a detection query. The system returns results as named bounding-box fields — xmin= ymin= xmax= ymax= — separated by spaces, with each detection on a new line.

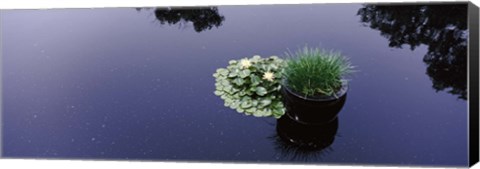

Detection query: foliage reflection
xmin=138 ymin=7 xmax=225 ymax=32
xmin=358 ymin=4 xmax=468 ymax=99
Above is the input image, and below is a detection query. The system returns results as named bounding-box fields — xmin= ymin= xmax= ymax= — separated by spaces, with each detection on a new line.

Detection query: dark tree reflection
xmin=358 ymin=4 xmax=468 ymax=99
xmin=149 ymin=7 xmax=225 ymax=32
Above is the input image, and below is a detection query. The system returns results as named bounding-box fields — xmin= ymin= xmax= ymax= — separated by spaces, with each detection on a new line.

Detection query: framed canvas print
xmin=1 ymin=1 xmax=479 ymax=168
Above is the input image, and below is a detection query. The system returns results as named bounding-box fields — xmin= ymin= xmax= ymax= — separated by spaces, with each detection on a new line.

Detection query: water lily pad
xmin=213 ymin=55 xmax=286 ymax=118
xmin=233 ymin=78 xmax=245 ymax=86
xmin=260 ymin=99 xmax=272 ymax=107
xmin=255 ymin=87 xmax=268 ymax=96
xmin=250 ymin=75 xmax=261 ymax=86
xmin=214 ymin=91 xmax=223 ymax=96
xmin=240 ymin=101 xmax=252 ymax=109
xmin=239 ymin=69 xmax=251 ymax=78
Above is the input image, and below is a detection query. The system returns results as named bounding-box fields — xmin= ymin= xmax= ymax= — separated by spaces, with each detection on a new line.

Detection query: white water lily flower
xmin=240 ymin=58 xmax=252 ymax=69
xmin=262 ymin=71 xmax=275 ymax=82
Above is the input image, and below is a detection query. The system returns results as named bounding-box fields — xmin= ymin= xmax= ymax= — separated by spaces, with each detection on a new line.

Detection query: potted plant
xmin=213 ymin=55 xmax=286 ymax=118
xmin=281 ymin=47 xmax=354 ymax=125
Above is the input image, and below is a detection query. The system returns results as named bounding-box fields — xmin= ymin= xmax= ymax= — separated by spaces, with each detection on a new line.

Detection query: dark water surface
xmin=1 ymin=3 xmax=469 ymax=167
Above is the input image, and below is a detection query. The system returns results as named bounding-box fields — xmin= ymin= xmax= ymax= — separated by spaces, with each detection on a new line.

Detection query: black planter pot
xmin=281 ymin=81 xmax=348 ymax=125
xmin=276 ymin=115 xmax=339 ymax=150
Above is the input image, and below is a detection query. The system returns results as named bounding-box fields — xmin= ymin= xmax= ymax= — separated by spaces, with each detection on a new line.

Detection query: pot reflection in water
xmin=273 ymin=116 xmax=339 ymax=161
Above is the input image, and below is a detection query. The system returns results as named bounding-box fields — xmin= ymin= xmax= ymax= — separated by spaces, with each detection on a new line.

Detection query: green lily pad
xmin=238 ymin=69 xmax=251 ymax=78
xmin=255 ymin=87 xmax=268 ymax=96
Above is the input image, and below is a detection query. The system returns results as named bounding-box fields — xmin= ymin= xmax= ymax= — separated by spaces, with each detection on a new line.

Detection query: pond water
xmin=1 ymin=3 xmax=469 ymax=167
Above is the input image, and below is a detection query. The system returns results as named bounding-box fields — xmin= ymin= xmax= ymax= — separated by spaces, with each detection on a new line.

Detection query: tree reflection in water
xmin=137 ymin=7 xmax=225 ymax=32
xmin=358 ymin=4 xmax=468 ymax=99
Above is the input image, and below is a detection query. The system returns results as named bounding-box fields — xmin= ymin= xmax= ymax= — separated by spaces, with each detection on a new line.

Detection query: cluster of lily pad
xmin=213 ymin=55 xmax=285 ymax=118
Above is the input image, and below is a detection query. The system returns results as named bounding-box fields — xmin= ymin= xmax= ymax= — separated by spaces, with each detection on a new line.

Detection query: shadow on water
xmin=357 ymin=4 xmax=468 ymax=99
xmin=137 ymin=7 xmax=225 ymax=32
